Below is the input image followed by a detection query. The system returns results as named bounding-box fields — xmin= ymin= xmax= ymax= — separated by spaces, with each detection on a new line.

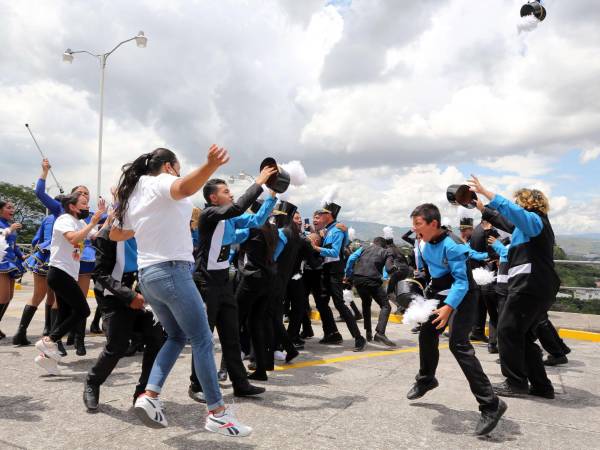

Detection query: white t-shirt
xmin=123 ymin=173 xmax=194 ymax=269
xmin=49 ymin=214 xmax=86 ymax=280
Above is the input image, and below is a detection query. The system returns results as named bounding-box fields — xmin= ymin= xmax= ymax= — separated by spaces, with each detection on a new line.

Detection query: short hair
xmin=203 ymin=179 xmax=227 ymax=203
xmin=373 ymin=237 xmax=387 ymax=247
xmin=410 ymin=203 xmax=441 ymax=227
xmin=514 ymin=188 xmax=549 ymax=214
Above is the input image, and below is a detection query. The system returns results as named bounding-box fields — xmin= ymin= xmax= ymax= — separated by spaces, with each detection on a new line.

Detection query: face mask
xmin=77 ymin=209 xmax=90 ymax=220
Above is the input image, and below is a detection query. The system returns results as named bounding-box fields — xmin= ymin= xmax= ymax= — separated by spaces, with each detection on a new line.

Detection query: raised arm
xmin=35 ymin=160 xmax=61 ymax=216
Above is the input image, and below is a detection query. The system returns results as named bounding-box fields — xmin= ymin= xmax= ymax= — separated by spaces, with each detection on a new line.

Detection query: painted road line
xmin=274 ymin=345 xmax=448 ymax=371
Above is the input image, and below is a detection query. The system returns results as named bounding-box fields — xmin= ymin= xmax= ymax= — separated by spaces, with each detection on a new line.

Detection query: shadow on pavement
xmin=0 ymin=395 xmax=47 ymax=422
xmin=162 ymin=430 xmax=256 ymax=449
xmin=409 ymin=402 xmax=521 ymax=443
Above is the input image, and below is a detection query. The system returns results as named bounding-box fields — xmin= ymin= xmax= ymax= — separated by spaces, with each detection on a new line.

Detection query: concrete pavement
xmin=1 ymin=280 xmax=600 ymax=449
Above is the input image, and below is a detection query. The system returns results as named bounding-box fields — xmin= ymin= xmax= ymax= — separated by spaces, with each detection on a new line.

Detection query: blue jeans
xmin=139 ymin=261 xmax=224 ymax=410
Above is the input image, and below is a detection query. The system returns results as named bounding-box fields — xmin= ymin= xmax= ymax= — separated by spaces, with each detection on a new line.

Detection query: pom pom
xmin=472 ymin=267 xmax=495 ymax=286
xmin=348 ymin=227 xmax=356 ymax=241
xmin=280 ymin=160 xmax=307 ymax=186
xmin=383 ymin=226 xmax=394 ymax=240
xmin=0 ymin=234 xmax=7 ymax=261
xmin=321 ymin=185 xmax=339 ymax=206
xmin=402 ymin=296 xmax=439 ymax=328
xmin=343 ymin=289 xmax=354 ymax=305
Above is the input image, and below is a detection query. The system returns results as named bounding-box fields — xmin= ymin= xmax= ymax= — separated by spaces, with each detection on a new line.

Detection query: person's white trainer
xmin=134 ymin=394 xmax=168 ymax=428
xmin=35 ymin=338 xmax=62 ymax=362
xmin=274 ymin=351 xmax=285 ymax=361
xmin=205 ymin=408 xmax=252 ymax=437
xmin=34 ymin=354 xmax=61 ymax=375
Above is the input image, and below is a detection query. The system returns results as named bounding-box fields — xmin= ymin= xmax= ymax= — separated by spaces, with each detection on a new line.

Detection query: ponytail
xmin=114 ymin=148 xmax=178 ymax=226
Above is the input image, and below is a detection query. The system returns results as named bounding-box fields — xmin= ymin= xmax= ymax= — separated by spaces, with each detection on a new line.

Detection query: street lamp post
xmin=63 ymin=31 xmax=148 ymax=202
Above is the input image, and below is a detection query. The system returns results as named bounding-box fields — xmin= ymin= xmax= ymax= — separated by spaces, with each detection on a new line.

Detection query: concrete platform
xmin=1 ymin=281 xmax=600 ymax=449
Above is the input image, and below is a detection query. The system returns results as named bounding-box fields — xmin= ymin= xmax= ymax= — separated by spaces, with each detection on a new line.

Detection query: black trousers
xmin=87 ymin=307 xmax=164 ymax=395
xmin=497 ymin=292 xmax=553 ymax=390
xmin=190 ymin=281 xmax=249 ymax=390
xmin=301 ymin=270 xmax=321 ymax=335
xmin=471 ymin=286 xmax=487 ymax=335
xmin=304 ymin=269 xmax=338 ymax=336
xmin=269 ymin=277 xmax=295 ymax=358
xmin=417 ymin=291 xmax=498 ymax=413
xmin=480 ymin=283 xmax=499 ymax=344
xmin=236 ymin=274 xmax=272 ymax=373
xmin=321 ymin=267 xmax=361 ymax=339
xmin=354 ymin=279 xmax=391 ymax=335
xmin=286 ymin=277 xmax=307 ymax=341
xmin=537 ymin=314 xmax=570 ymax=357
xmin=47 ymin=267 xmax=90 ymax=342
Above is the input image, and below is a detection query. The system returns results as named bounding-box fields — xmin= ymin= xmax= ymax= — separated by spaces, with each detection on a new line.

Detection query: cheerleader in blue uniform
xmin=0 ymin=200 xmax=26 ymax=340
xmin=35 ymin=158 xmax=104 ymax=355
xmin=12 ymin=214 xmax=57 ymax=346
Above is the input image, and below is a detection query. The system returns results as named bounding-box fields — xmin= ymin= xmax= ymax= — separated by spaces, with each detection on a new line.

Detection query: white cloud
xmin=476 ymin=151 xmax=555 ymax=177
xmin=580 ymin=146 xmax=600 ymax=164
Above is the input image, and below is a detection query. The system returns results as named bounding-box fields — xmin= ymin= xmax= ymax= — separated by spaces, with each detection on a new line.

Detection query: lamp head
xmin=135 ymin=31 xmax=148 ymax=48
xmin=62 ymin=48 xmax=74 ymax=63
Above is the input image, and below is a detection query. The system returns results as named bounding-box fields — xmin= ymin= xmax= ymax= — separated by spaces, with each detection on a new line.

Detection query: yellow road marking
xmin=558 ymin=328 xmax=600 ymax=342
xmin=274 ymin=344 xmax=449 ymax=371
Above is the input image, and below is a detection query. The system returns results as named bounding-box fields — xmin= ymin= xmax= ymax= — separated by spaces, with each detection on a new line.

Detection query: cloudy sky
xmin=1 ymin=0 xmax=599 ymax=234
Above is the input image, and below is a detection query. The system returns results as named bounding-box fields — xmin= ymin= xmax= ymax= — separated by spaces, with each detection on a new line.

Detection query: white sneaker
xmin=205 ymin=407 xmax=252 ymax=437
xmin=274 ymin=351 xmax=285 ymax=361
xmin=134 ymin=394 xmax=168 ymax=428
xmin=188 ymin=386 xmax=206 ymax=403
xmin=35 ymin=338 xmax=62 ymax=362
xmin=34 ymin=354 xmax=61 ymax=375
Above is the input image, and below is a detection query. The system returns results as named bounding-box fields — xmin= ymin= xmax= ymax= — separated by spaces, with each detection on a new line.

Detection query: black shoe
xmin=247 ymin=371 xmax=268 ymax=381
xmin=544 ymin=354 xmax=568 ymax=366
xmin=217 ymin=369 xmax=228 ymax=382
xmin=354 ymin=311 xmax=363 ymax=321
xmin=12 ymin=330 xmax=31 ymax=346
xmin=233 ymin=382 xmax=266 ymax=397
xmin=75 ymin=338 xmax=86 ymax=356
xmin=411 ymin=326 xmax=421 ymax=334
xmin=57 ymin=340 xmax=68 ymax=357
xmin=286 ymin=348 xmax=299 ymax=363
xmin=292 ymin=338 xmax=305 ymax=349
xmin=90 ymin=322 xmax=102 ymax=335
xmin=487 ymin=343 xmax=499 ymax=354
xmin=83 ymin=383 xmax=100 ymax=411
xmin=470 ymin=333 xmax=489 ymax=343
xmin=299 ymin=329 xmax=314 ymax=339
xmin=492 ymin=381 xmax=528 ymax=398
xmin=0 ymin=330 xmax=5 ymax=340
xmin=407 ymin=378 xmax=439 ymax=400
xmin=562 ymin=345 xmax=571 ymax=356
xmin=475 ymin=399 xmax=507 ymax=436
xmin=366 ymin=331 xmax=373 ymax=342
xmin=529 ymin=386 xmax=555 ymax=399
xmin=319 ymin=332 xmax=343 ymax=345
xmin=353 ymin=336 xmax=367 ymax=352
xmin=374 ymin=332 xmax=397 ymax=348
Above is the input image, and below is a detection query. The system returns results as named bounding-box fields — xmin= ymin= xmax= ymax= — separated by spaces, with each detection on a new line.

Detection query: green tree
xmin=0 ymin=182 xmax=46 ymax=245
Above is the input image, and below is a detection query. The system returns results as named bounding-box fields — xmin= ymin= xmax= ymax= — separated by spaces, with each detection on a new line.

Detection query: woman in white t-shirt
xmin=34 ymin=192 xmax=105 ymax=374
xmin=110 ymin=145 xmax=252 ymax=437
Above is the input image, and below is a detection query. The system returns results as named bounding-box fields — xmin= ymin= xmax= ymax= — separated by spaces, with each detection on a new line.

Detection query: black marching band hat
xmin=459 ymin=217 xmax=474 ymax=230
xmin=520 ymin=1 xmax=546 ymax=21
xmin=273 ymin=200 xmax=298 ymax=227
xmin=315 ymin=202 xmax=341 ymax=220
xmin=259 ymin=157 xmax=291 ymax=194
xmin=446 ymin=184 xmax=477 ymax=209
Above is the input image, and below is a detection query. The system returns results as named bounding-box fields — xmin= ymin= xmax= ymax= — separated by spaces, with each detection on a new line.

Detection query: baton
xmin=24 ymin=124 xmax=64 ymax=194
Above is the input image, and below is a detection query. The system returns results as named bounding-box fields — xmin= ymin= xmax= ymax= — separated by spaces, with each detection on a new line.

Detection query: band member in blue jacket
xmin=406 ymin=203 xmax=506 ymax=436
xmin=311 ymin=203 xmax=366 ymax=352
xmin=13 ymin=214 xmax=56 ymax=346
xmin=469 ymin=176 xmax=561 ymax=399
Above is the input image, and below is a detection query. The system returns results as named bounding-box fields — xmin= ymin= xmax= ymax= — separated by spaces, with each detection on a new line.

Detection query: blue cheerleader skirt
xmin=24 ymin=247 xmax=50 ymax=276
xmin=0 ymin=256 xmax=26 ymax=280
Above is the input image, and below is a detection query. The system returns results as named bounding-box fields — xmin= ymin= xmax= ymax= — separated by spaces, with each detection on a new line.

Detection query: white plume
xmin=277 ymin=188 xmax=290 ymax=201
xmin=472 ymin=268 xmax=495 ymax=286
xmin=321 ymin=185 xmax=339 ymax=206
xmin=402 ymin=296 xmax=439 ymax=328
xmin=457 ymin=205 xmax=476 ymax=220
xmin=383 ymin=226 xmax=394 ymax=240
xmin=348 ymin=227 xmax=356 ymax=241
xmin=343 ymin=289 xmax=354 ymax=305
xmin=280 ymin=160 xmax=307 ymax=186
xmin=441 ymin=217 xmax=451 ymax=228
xmin=517 ymin=15 xmax=540 ymax=34
xmin=0 ymin=234 xmax=7 ymax=261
